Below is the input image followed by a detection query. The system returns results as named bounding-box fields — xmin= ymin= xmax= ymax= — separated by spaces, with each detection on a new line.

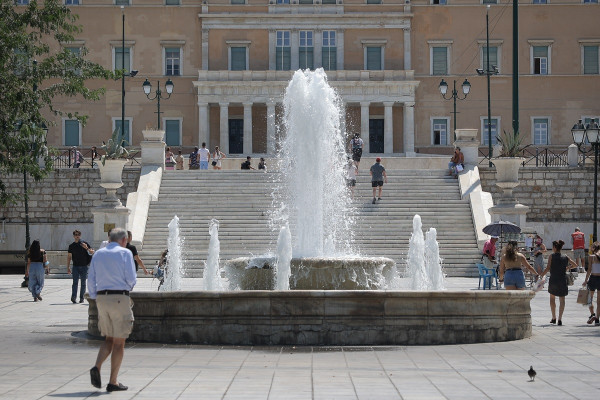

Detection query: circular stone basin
xmin=224 ymin=256 xmax=397 ymax=290
xmin=87 ymin=290 xmax=534 ymax=346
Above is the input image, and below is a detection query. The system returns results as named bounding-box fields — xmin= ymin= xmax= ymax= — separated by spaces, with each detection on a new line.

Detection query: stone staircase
xmin=138 ymin=169 xmax=481 ymax=278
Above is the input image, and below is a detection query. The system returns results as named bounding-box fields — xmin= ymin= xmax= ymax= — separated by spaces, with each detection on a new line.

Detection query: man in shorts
xmin=370 ymin=157 xmax=387 ymax=204
xmin=88 ymin=228 xmax=137 ymax=392
xmin=571 ymin=227 xmax=586 ymax=273
xmin=199 ymin=142 xmax=211 ymax=170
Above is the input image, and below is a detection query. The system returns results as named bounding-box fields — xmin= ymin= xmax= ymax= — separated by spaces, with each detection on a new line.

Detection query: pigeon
xmin=528 ymin=366 xmax=536 ymax=382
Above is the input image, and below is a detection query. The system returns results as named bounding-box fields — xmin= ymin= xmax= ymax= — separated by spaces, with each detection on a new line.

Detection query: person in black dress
xmin=540 ymin=240 xmax=578 ymax=326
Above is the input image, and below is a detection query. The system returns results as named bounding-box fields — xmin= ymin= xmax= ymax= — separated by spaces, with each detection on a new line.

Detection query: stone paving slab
xmin=0 ymin=275 xmax=598 ymax=399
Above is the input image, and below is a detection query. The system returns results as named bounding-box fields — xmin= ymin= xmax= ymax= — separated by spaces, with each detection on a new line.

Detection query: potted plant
xmin=492 ymin=130 xmax=529 ymax=202
xmin=97 ymin=128 xmax=130 ymax=205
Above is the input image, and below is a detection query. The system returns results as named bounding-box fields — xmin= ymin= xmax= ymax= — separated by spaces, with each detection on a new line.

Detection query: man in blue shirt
xmin=87 ymin=228 xmax=136 ymax=393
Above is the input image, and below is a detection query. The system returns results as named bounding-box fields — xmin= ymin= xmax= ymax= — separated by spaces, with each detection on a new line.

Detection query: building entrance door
xmin=229 ymin=119 xmax=244 ymax=154
xmin=369 ymin=119 xmax=384 ymax=153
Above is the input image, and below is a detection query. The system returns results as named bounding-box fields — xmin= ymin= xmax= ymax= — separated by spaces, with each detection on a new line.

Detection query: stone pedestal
xmin=454 ymin=128 xmax=479 ymax=165
xmin=141 ymin=129 xmax=165 ymax=168
xmin=568 ymin=144 xmax=579 ymax=167
xmin=93 ymin=159 xmax=131 ymax=247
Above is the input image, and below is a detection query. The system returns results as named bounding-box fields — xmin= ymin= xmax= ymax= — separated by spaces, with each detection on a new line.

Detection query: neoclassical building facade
xmin=44 ymin=0 xmax=599 ymax=156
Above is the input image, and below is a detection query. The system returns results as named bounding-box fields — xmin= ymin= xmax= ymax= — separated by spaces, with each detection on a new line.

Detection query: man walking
xmin=88 ymin=228 xmax=137 ymax=392
xmin=66 ymin=230 xmax=94 ymax=303
xmin=370 ymin=157 xmax=387 ymax=204
xmin=571 ymin=227 xmax=586 ymax=273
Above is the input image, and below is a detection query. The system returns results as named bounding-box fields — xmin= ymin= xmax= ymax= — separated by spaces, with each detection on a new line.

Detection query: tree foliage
xmin=0 ymin=0 xmax=113 ymax=205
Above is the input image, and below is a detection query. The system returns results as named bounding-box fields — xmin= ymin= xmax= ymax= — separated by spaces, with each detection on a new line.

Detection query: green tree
xmin=0 ymin=0 xmax=113 ymax=205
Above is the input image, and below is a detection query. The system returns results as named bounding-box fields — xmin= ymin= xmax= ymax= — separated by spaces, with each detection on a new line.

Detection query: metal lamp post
xmin=438 ymin=78 xmax=471 ymax=142
xmin=142 ymin=78 xmax=174 ymax=130
xmin=477 ymin=4 xmax=499 ymax=167
xmin=572 ymin=118 xmax=600 ymax=241
xmin=119 ymin=6 xmax=138 ymax=145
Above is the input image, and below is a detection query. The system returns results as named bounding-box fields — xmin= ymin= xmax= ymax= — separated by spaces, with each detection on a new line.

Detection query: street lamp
xmin=438 ymin=78 xmax=471 ymax=142
xmin=477 ymin=4 xmax=500 ymax=167
xmin=572 ymin=118 xmax=600 ymax=241
xmin=119 ymin=5 xmax=138 ymax=145
xmin=142 ymin=78 xmax=174 ymax=130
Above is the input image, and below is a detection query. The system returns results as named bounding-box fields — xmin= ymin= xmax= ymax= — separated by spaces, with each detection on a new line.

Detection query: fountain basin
xmin=225 ymin=256 xmax=397 ymax=290
xmin=87 ymin=290 xmax=534 ymax=346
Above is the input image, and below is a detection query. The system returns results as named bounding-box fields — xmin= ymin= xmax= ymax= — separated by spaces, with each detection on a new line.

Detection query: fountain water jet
xmin=203 ymin=219 xmax=223 ymax=290
xmin=275 ymin=223 xmax=292 ymax=290
xmin=159 ymin=216 xmax=184 ymax=292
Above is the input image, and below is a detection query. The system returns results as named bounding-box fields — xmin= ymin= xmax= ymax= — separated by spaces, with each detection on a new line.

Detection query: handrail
xmin=49 ymin=148 xmax=140 ymax=169
xmin=478 ymin=146 xmax=594 ymax=168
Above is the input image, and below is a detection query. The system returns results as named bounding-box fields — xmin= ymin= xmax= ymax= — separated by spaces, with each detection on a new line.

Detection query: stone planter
xmin=98 ymin=159 xmax=127 ymax=206
xmin=141 ymin=129 xmax=165 ymax=167
xmin=492 ymin=157 xmax=524 ymax=204
xmin=142 ymin=129 xmax=164 ymax=142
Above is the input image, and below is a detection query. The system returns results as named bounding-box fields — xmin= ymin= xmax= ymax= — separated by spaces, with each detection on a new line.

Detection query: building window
xmin=65 ymin=0 xmax=80 ymax=5
xmin=115 ymin=0 xmax=130 ymax=5
xmin=431 ymin=46 xmax=449 ymax=75
xmin=65 ymin=47 xmax=81 ymax=75
xmin=482 ymin=118 xmax=499 ymax=146
xmin=15 ymin=0 xmax=29 ymax=4
xmin=432 ymin=118 xmax=449 ymax=146
xmin=299 ymin=0 xmax=313 ymax=4
xmin=583 ymin=45 xmax=599 ymax=74
xmin=533 ymin=118 xmax=549 ymax=145
xmin=63 ymin=120 xmax=81 ymax=146
xmin=299 ymin=31 xmax=314 ymax=70
xmin=365 ymin=47 xmax=383 ymax=70
xmin=114 ymin=47 xmax=131 ymax=73
xmin=112 ymin=118 xmax=132 ymax=146
xmin=482 ymin=46 xmax=499 ymax=72
xmin=583 ymin=0 xmax=598 ymax=3
xmin=276 ymin=0 xmax=290 ymax=3
xmin=164 ymin=119 xmax=182 ymax=146
xmin=13 ymin=48 xmax=29 ymax=76
xmin=482 ymin=0 xmax=497 ymax=4
xmin=532 ymin=0 xmax=547 ymax=3
xmin=230 ymin=47 xmax=247 ymax=71
xmin=367 ymin=0 xmax=382 ymax=3
xmin=432 ymin=0 xmax=447 ymax=3
xmin=322 ymin=31 xmax=337 ymax=71
xmin=230 ymin=0 xmax=245 ymax=3
xmin=322 ymin=0 xmax=336 ymax=3
xmin=532 ymin=46 xmax=549 ymax=75
xmin=166 ymin=0 xmax=180 ymax=4
xmin=165 ymin=47 xmax=181 ymax=76
xmin=276 ymin=31 xmax=291 ymax=71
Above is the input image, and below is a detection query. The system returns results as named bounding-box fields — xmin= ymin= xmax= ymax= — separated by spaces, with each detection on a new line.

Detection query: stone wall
xmin=479 ymin=166 xmax=593 ymax=222
xmin=0 ymin=167 xmax=140 ymax=223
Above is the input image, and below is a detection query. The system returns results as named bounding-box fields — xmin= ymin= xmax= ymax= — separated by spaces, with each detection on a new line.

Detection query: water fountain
xmin=87 ymin=69 xmax=534 ymax=345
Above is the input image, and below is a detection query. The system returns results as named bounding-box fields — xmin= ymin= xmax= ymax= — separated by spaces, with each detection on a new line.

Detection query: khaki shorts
xmin=96 ymin=294 xmax=134 ymax=339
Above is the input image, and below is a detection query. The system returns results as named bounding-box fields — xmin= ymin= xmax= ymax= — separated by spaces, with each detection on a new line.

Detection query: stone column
xmin=268 ymin=30 xmax=276 ymax=70
xmin=383 ymin=102 xmax=394 ymax=154
xmin=360 ymin=102 xmax=370 ymax=154
xmin=202 ymin=29 xmax=209 ymax=71
xmin=243 ymin=102 xmax=253 ymax=154
xmin=198 ymin=102 xmax=209 ymax=147
xmin=337 ymin=30 xmax=344 ymax=70
xmin=219 ymin=102 xmax=229 ymax=154
xmin=291 ymin=30 xmax=299 ymax=70
xmin=267 ymin=101 xmax=276 ymax=155
xmin=403 ymin=102 xmax=416 ymax=156
xmin=403 ymin=27 xmax=411 ymax=70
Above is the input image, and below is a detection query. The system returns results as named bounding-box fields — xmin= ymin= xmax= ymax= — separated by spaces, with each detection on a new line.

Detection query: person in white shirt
xmin=345 ymin=157 xmax=358 ymax=199
xmin=87 ymin=228 xmax=136 ymax=393
xmin=199 ymin=142 xmax=211 ymax=170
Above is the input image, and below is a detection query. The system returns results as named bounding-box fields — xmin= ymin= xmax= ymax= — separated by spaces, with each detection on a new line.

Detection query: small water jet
xmin=159 ymin=216 xmax=184 ymax=292
xmin=275 ymin=223 xmax=292 ymax=291
xmin=203 ymin=219 xmax=223 ymax=290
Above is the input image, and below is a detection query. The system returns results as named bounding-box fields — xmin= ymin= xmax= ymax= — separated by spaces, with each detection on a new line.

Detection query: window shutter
xmin=322 ymin=48 xmax=337 ymax=70
xmin=533 ymin=46 xmax=548 ymax=58
xmin=432 ymin=47 xmax=447 ymax=75
xmin=366 ymin=47 xmax=382 ymax=70
xmin=231 ymin=47 xmax=247 ymax=71
xmin=165 ymin=120 xmax=181 ymax=146
xmin=65 ymin=121 xmax=79 ymax=146
xmin=584 ymin=46 xmax=599 ymax=74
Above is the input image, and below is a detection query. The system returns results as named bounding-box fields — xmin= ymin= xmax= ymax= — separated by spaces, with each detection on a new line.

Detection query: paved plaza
xmin=1 ymin=275 xmax=599 ymax=400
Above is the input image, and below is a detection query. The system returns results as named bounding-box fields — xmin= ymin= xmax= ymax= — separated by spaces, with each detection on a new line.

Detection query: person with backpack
xmin=67 ymin=229 xmax=95 ymax=303
xmin=349 ymin=134 xmax=364 ymax=170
